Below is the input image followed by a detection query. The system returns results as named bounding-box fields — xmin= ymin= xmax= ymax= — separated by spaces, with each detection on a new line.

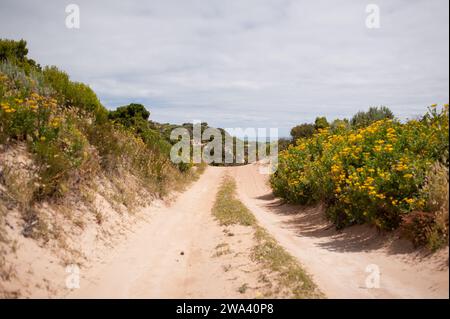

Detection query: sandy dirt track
xmin=68 ymin=166 xmax=264 ymax=298
xmin=69 ymin=167 xmax=237 ymax=298
xmin=230 ymin=163 xmax=449 ymax=298
xmin=67 ymin=164 xmax=448 ymax=299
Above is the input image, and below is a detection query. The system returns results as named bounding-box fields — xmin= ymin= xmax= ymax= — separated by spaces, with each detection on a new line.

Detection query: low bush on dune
xmin=271 ymin=105 xmax=449 ymax=248
xmin=0 ymin=39 xmax=197 ymax=204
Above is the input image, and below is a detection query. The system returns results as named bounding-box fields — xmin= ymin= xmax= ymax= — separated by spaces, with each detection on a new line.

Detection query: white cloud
xmin=1 ymin=0 xmax=448 ymax=136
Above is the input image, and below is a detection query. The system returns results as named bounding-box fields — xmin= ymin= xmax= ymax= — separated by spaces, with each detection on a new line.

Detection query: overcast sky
xmin=1 ymin=0 xmax=448 ymax=136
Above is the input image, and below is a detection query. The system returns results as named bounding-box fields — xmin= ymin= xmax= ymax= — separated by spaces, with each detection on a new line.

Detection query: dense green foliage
xmin=109 ymin=103 xmax=150 ymax=125
xmin=290 ymin=123 xmax=315 ymax=141
xmin=0 ymin=38 xmax=40 ymax=72
xmin=42 ymin=66 xmax=107 ymax=120
xmin=314 ymin=116 xmax=329 ymax=130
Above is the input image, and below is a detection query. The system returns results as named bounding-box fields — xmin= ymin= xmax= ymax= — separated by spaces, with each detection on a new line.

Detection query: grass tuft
xmin=252 ymin=226 xmax=322 ymax=298
xmin=212 ymin=174 xmax=323 ymax=298
xmin=212 ymin=176 xmax=256 ymax=226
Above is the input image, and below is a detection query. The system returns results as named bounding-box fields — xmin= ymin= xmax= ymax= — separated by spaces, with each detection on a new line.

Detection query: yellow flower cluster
xmin=50 ymin=117 xmax=62 ymax=128
xmin=25 ymin=93 xmax=57 ymax=111
xmin=1 ymin=101 xmax=16 ymax=113
xmin=1 ymin=92 xmax=58 ymax=115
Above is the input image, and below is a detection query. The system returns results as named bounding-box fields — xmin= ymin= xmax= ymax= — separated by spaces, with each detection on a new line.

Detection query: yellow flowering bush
xmin=0 ymin=65 xmax=95 ymax=197
xmin=271 ymin=105 xmax=449 ymax=230
xmin=0 ymin=91 xmax=58 ymax=142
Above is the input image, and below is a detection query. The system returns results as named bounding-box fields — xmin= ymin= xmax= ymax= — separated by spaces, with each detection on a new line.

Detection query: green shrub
xmin=42 ymin=66 xmax=107 ymax=120
xmin=108 ymin=103 xmax=150 ymax=125
xmin=290 ymin=123 xmax=315 ymax=142
xmin=351 ymin=106 xmax=394 ymax=128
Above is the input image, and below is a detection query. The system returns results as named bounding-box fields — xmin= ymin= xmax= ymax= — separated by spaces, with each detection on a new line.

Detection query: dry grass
xmin=213 ymin=242 xmax=232 ymax=257
xmin=422 ymin=162 xmax=449 ymax=250
xmin=212 ymin=176 xmax=256 ymax=226
xmin=212 ymin=175 xmax=323 ymax=298
xmin=238 ymin=283 xmax=249 ymax=294
xmin=0 ymin=204 xmax=8 ymax=245
xmin=0 ymin=145 xmax=37 ymax=209
xmin=1 ymin=166 xmax=35 ymax=208
xmin=252 ymin=226 xmax=322 ymax=298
